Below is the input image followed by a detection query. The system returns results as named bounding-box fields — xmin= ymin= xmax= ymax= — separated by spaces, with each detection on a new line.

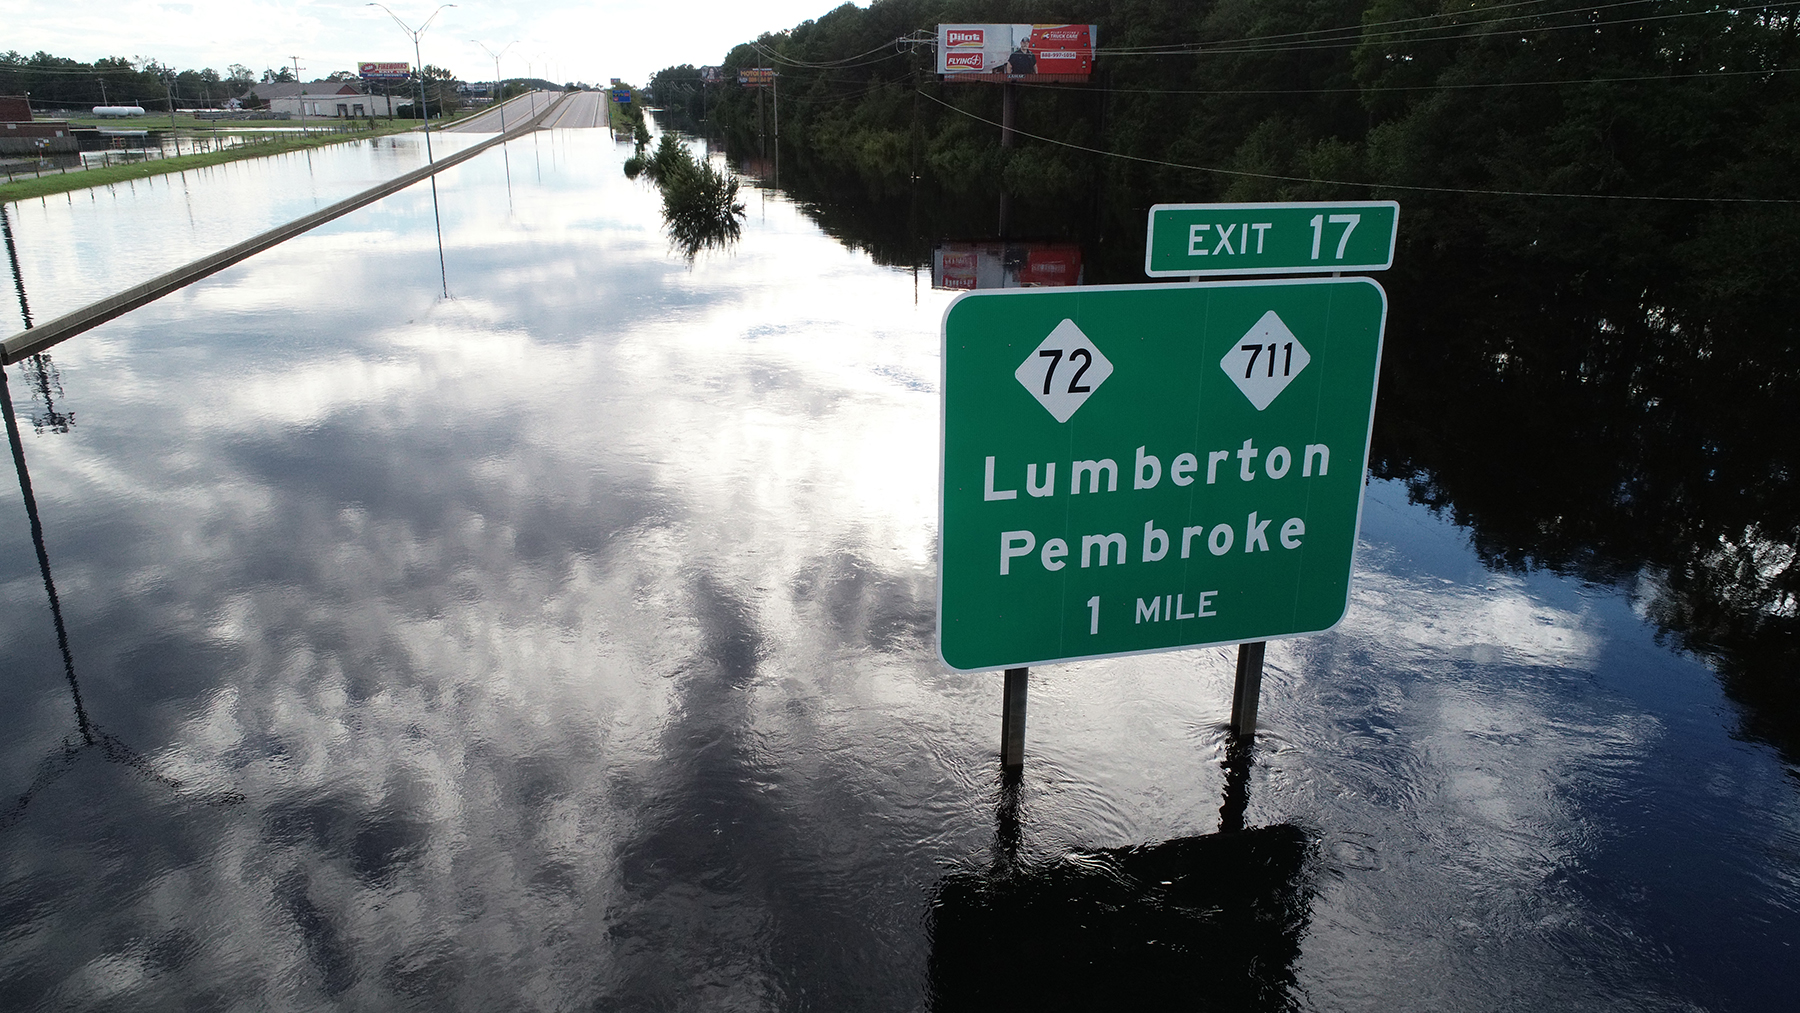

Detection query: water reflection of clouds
xmin=1 ymin=130 xmax=1793 ymax=1009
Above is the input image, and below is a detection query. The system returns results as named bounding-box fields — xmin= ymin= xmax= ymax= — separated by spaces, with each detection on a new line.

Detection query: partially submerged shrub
xmin=643 ymin=135 xmax=745 ymax=259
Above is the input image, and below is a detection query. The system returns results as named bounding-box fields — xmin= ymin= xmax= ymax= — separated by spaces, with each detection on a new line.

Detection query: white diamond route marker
xmin=1015 ymin=319 xmax=1114 ymax=423
xmin=1220 ymin=310 xmax=1311 ymax=411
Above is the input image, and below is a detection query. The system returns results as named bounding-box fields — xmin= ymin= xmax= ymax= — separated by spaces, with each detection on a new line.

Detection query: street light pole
xmin=530 ymin=52 xmax=553 ymax=117
xmin=472 ymin=39 xmax=517 ymax=135
xmin=367 ymin=2 xmax=456 ymax=162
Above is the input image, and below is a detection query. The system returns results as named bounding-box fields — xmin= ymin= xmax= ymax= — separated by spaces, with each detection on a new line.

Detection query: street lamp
xmin=367 ymin=2 xmax=456 ymax=162
xmin=528 ymin=52 xmax=552 ymax=117
xmin=471 ymin=39 xmax=517 ymax=135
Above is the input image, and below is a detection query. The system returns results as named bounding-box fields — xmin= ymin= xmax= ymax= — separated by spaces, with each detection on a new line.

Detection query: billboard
xmin=937 ymin=24 xmax=1097 ymax=80
xmin=359 ymin=61 xmax=410 ymax=81
xmin=700 ymin=66 xmax=723 ymax=84
xmin=738 ymin=67 xmax=775 ymax=87
xmin=932 ymin=242 xmax=1084 ymax=291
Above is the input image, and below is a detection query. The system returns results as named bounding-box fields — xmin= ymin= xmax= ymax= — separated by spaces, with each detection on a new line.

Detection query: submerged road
xmin=445 ymin=90 xmax=607 ymax=134
xmin=446 ymin=90 xmax=561 ymax=133
xmin=537 ymin=89 xmax=609 ymax=129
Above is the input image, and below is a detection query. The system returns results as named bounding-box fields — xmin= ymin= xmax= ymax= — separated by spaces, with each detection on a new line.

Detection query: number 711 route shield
xmin=937 ymin=277 xmax=1387 ymax=672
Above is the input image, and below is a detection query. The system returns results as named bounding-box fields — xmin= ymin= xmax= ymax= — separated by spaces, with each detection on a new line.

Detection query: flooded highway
xmin=0 ymin=124 xmax=1795 ymax=1011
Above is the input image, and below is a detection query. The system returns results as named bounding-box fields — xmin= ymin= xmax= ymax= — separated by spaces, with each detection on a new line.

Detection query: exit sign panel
xmin=1145 ymin=202 xmax=1398 ymax=277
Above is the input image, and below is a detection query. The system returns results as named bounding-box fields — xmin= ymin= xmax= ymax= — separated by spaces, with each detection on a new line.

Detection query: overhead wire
xmin=1096 ymin=1 xmax=1799 ymax=57
xmin=1097 ymin=0 xmax=1639 ymax=53
xmin=1010 ymin=64 xmax=1800 ymax=96
xmin=915 ymin=89 xmax=1800 ymax=204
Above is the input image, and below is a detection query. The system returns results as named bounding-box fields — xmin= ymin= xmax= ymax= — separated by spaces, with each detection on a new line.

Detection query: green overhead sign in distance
xmin=1145 ymin=201 xmax=1398 ymax=278
xmin=937 ymin=278 xmax=1387 ymax=672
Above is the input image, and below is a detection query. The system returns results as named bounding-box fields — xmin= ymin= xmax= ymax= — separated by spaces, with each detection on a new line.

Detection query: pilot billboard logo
xmin=946 ymin=29 xmax=985 ymax=47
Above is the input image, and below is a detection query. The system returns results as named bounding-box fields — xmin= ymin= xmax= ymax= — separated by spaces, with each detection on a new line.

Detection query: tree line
xmin=0 ymin=50 xmax=468 ymax=114
xmin=652 ymin=0 xmax=1800 ymax=293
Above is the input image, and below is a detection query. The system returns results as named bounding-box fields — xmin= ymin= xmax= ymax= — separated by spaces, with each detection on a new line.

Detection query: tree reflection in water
xmin=1373 ymin=254 xmax=1800 ymax=759
xmin=722 ymin=131 xmax=1800 ymax=763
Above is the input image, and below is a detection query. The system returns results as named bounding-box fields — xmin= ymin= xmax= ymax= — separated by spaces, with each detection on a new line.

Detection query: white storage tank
xmin=92 ymin=105 xmax=147 ymax=118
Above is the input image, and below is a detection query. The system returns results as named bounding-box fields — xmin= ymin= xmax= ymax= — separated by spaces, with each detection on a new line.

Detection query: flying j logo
xmin=945 ymin=53 xmax=986 ymax=69
xmin=946 ymin=29 xmax=984 ymax=46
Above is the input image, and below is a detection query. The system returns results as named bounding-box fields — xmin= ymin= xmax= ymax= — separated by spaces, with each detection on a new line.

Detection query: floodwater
xmin=1 ymin=130 xmax=493 ymax=330
xmin=1 ymin=125 xmax=1796 ymax=1011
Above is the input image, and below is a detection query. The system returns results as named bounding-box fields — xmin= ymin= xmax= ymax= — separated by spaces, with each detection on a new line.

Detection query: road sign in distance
xmin=938 ymin=278 xmax=1387 ymax=672
xmin=1145 ymin=201 xmax=1398 ymax=278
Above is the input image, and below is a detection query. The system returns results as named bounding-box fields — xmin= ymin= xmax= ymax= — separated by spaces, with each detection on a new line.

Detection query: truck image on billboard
xmin=936 ymin=24 xmax=1097 ymax=80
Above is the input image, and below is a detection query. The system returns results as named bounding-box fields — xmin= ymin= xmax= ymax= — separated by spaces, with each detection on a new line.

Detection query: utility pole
xmin=291 ymin=56 xmax=307 ymax=133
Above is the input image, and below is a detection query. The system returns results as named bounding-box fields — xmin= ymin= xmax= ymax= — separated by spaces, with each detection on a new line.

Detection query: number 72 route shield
xmin=938 ymin=277 xmax=1387 ymax=672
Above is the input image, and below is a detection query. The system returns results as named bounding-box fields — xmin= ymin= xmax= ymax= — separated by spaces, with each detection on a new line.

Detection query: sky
xmin=0 ymin=0 xmax=845 ymax=87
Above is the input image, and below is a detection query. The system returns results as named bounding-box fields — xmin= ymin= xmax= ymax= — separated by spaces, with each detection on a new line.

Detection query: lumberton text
xmin=983 ymin=441 xmax=1329 ymax=575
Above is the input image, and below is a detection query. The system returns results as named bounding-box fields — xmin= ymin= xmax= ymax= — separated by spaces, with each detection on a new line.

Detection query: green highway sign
xmin=938 ymin=278 xmax=1387 ymax=672
xmin=1144 ymin=201 xmax=1398 ymax=278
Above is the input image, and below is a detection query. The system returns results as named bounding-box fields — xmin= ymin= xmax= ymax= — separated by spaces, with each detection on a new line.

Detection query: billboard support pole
xmin=1000 ymin=80 xmax=1016 ymax=147
xmin=1001 ymin=667 xmax=1028 ymax=771
xmin=997 ymin=81 xmax=1016 ymax=238
xmin=1229 ymin=642 xmax=1266 ymax=739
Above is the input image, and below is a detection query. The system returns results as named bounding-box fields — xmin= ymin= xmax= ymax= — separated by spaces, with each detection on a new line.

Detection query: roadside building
xmin=245 ymin=81 xmax=396 ymax=119
xmin=0 ymin=95 xmax=78 ymax=155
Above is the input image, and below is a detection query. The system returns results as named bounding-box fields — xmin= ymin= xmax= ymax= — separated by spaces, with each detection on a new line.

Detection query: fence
xmin=0 ymin=122 xmax=388 ymax=186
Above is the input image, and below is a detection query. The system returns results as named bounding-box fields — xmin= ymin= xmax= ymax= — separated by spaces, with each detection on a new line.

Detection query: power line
xmin=1012 ymin=65 xmax=1800 ymax=97
xmin=1099 ymin=0 xmax=1636 ymax=54
xmin=1097 ymin=1 xmax=1800 ymax=57
xmin=915 ymin=89 xmax=1800 ymax=204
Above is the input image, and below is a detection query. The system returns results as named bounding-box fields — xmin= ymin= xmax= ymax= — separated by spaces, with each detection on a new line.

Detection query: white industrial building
xmin=246 ymin=81 xmax=399 ymax=119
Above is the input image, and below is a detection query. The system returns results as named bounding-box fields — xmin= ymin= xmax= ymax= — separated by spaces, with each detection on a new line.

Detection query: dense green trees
xmin=659 ymin=0 xmax=1800 ymax=287
xmin=0 ymin=53 xmax=201 ymax=110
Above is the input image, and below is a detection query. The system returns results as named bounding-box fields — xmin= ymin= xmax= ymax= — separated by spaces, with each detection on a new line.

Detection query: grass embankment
xmin=607 ymin=92 xmax=640 ymax=133
xmin=0 ymin=116 xmax=466 ymax=205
